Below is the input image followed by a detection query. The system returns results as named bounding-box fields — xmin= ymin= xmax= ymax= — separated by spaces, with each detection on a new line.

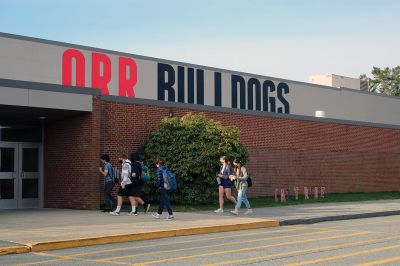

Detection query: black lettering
xmin=231 ymin=75 xmax=246 ymax=109
xmin=188 ymin=68 xmax=195 ymax=104
xmin=177 ymin=66 xmax=185 ymax=103
xmin=277 ymin=82 xmax=290 ymax=114
xmin=157 ymin=63 xmax=175 ymax=102
xmin=262 ymin=80 xmax=275 ymax=112
xmin=214 ymin=72 xmax=222 ymax=107
xmin=196 ymin=69 xmax=204 ymax=105
xmin=247 ymin=78 xmax=261 ymax=111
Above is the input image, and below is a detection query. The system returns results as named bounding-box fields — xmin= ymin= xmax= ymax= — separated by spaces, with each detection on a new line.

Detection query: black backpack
xmin=126 ymin=161 xmax=142 ymax=185
xmin=247 ymin=175 xmax=253 ymax=187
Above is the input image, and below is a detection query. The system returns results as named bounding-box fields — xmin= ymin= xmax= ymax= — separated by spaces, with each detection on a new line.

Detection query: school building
xmin=0 ymin=32 xmax=399 ymax=210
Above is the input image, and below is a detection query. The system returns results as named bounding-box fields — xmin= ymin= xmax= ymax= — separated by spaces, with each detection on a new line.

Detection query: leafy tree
xmin=142 ymin=112 xmax=248 ymax=204
xmin=360 ymin=66 xmax=400 ymax=96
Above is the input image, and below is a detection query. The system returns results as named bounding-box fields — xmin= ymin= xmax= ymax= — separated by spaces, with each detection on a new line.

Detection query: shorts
xmin=118 ymin=184 xmax=134 ymax=197
xmin=130 ymin=184 xmax=143 ymax=197
xmin=219 ymin=178 xmax=233 ymax=189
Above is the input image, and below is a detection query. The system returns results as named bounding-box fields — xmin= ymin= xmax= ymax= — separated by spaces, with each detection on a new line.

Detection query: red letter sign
xmin=62 ymin=49 xmax=85 ymax=87
xmin=92 ymin=52 xmax=111 ymax=95
xmin=118 ymin=57 xmax=137 ymax=98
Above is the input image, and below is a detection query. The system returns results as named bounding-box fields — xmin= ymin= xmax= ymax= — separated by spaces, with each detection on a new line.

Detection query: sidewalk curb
xmin=24 ymin=220 xmax=279 ymax=252
xmin=280 ymin=210 xmax=400 ymax=225
xmin=0 ymin=245 xmax=31 ymax=256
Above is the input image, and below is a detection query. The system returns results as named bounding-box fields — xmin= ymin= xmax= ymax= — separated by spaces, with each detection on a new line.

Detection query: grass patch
xmin=119 ymin=191 xmax=400 ymax=213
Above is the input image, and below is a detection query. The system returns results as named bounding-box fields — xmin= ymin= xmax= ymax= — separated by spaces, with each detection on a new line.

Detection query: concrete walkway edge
xmin=0 ymin=220 xmax=279 ymax=255
xmin=280 ymin=210 xmax=400 ymax=225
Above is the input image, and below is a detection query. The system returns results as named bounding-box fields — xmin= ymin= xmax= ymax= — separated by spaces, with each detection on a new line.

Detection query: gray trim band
xmin=0 ymin=78 xmax=101 ymax=96
xmin=101 ymin=95 xmax=400 ymax=130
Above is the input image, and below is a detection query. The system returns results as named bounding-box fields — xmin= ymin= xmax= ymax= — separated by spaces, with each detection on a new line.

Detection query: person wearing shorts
xmin=110 ymin=155 xmax=137 ymax=216
xmin=214 ymin=156 xmax=237 ymax=214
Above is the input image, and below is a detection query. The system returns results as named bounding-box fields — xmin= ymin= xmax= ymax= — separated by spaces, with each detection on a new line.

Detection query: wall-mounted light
xmin=168 ymin=109 xmax=174 ymax=118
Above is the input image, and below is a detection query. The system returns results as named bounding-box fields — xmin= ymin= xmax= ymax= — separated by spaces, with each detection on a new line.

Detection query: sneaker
xmin=244 ymin=209 xmax=253 ymax=215
xmin=165 ymin=215 xmax=174 ymax=221
xmin=214 ymin=208 xmax=224 ymax=214
xmin=152 ymin=213 xmax=161 ymax=219
xmin=109 ymin=211 xmax=120 ymax=216
xmin=128 ymin=211 xmax=138 ymax=216
xmin=101 ymin=209 xmax=111 ymax=213
xmin=144 ymin=203 xmax=151 ymax=214
xmin=230 ymin=210 xmax=239 ymax=215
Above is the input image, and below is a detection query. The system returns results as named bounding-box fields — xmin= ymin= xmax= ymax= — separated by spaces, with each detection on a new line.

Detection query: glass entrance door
xmin=0 ymin=143 xmax=18 ymax=209
xmin=0 ymin=142 xmax=42 ymax=209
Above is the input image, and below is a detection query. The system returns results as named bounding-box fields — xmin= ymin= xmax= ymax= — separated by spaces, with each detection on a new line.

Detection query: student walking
xmin=152 ymin=158 xmax=174 ymax=221
xmin=129 ymin=153 xmax=150 ymax=215
xmin=99 ymin=154 xmax=114 ymax=213
xmin=110 ymin=155 xmax=137 ymax=216
xmin=229 ymin=158 xmax=253 ymax=215
xmin=214 ymin=156 xmax=237 ymax=214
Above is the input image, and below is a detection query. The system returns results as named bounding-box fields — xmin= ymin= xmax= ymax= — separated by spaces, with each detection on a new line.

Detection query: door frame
xmin=0 ymin=141 xmax=43 ymax=209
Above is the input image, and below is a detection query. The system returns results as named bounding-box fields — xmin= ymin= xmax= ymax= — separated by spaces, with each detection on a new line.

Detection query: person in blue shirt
xmin=99 ymin=154 xmax=114 ymax=213
xmin=152 ymin=158 xmax=174 ymax=221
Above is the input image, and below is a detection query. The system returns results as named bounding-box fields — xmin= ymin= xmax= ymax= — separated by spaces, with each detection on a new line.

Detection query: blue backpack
xmin=137 ymin=161 xmax=151 ymax=183
xmin=162 ymin=168 xmax=177 ymax=191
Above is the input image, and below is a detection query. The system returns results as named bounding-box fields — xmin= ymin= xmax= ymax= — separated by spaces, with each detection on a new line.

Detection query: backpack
xmin=247 ymin=175 xmax=253 ymax=187
xmin=137 ymin=162 xmax=151 ymax=183
xmin=127 ymin=161 xmax=142 ymax=185
xmin=162 ymin=168 xmax=177 ymax=191
xmin=112 ymin=166 xmax=120 ymax=183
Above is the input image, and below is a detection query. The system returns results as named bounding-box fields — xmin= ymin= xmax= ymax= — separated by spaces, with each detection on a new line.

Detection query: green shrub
xmin=142 ymin=112 xmax=248 ymax=204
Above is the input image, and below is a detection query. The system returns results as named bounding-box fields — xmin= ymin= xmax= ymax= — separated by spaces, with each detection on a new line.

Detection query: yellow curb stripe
xmin=0 ymin=245 xmax=31 ymax=256
xmin=100 ymin=229 xmax=338 ymax=262
xmin=27 ymin=220 xmax=279 ymax=252
xmin=204 ymin=235 xmax=400 ymax=266
xmin=286 ymin=243 xmax=400 ymax=266
xmin=68 ymin=226 xmax=305 ymax=258
xmin=126 ymin=231 xmax=368 ymax=265
xmin=356 ymin=256 xmax=400 ymax=266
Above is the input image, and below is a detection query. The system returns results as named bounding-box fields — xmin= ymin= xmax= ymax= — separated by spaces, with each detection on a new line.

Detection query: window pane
xmin=22 ymin=179 xmax=38 ymax=199
xmin=0 ymin=179 xmax=14 ymax=199
xmin=0 ymin=148 xmax=14 ymax=172
xmin=22 ymin=148 xmax=39 ymax=172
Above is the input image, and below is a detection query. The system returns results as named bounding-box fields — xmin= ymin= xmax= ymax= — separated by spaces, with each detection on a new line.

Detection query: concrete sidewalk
xmin=1 ymin=199 xmax=399 ymax=256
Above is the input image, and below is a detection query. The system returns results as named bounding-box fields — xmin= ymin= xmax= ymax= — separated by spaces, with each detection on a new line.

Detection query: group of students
xmin=99 ymin=154 xmax=174 ymax=221
xmin=215 ymin=156 xmax=253 ymax=215
xmin=99 ymin=154 xmax=252 ymax=221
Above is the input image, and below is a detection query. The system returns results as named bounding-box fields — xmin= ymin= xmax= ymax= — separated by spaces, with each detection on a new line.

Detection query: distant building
xmin=309 ymin=74 xmax=368 ymax=91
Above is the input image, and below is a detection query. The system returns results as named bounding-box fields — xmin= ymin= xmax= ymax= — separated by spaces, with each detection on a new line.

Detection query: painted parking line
xmin=65 ymin=226 xmax=307 ymax=258
xmin=356 ymin=255 xmax=400 ymax=266
xmin=123 ymin=231 xmax=368 ymax=265
xmin=203 ymin=235 xmax=400 ymax=266
xmin=98 ymin=228 xmax=357 ymax=263
xmin=11 ymin=226 xmax=309 ymax=266
xmin=286 ymin=243 xmax=400 ymax=266
xmin=313 ymin=218 xmax=400 ymax=230
xmin=13 ymin=252 xmax=106 ymax=266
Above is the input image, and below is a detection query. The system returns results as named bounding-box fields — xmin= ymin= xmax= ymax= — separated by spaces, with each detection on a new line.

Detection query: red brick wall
xmin=45 ymin=97 xmax=400 ymax=209
xmin=44 ymin=96 xmax=101 ymax=209
xmin=101 ymin=101 xmax=400 ymax=198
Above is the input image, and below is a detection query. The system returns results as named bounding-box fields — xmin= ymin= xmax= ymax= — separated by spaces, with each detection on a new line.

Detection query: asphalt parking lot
xmin=1 ymin=215 xmax=400 ymax=266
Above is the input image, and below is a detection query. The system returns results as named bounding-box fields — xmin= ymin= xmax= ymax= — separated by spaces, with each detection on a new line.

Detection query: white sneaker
xmin=165 ymin=215 xmax=174 ymax=221
xmin=128 ymin=211 xmax=138 ymax=216
xmin=230 ymin=210 xmax=239 ymax=215
xmin=214 ymin=208 xmax=223 ymax=214
xmin=152 ymin=213 xmax=161 ymax=219
xmin=109 ymin=211 xmax=120 ymax=216
xmin=244 ymin=209 xmax=253 ymax=215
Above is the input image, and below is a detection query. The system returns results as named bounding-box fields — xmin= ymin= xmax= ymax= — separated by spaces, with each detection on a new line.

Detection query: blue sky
xmin=1 ymin=0 xmax=399 ymax=82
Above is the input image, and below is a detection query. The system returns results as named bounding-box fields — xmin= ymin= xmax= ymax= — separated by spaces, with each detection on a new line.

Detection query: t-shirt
xmin=104 ymin=162 xmax=113 ymax=183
